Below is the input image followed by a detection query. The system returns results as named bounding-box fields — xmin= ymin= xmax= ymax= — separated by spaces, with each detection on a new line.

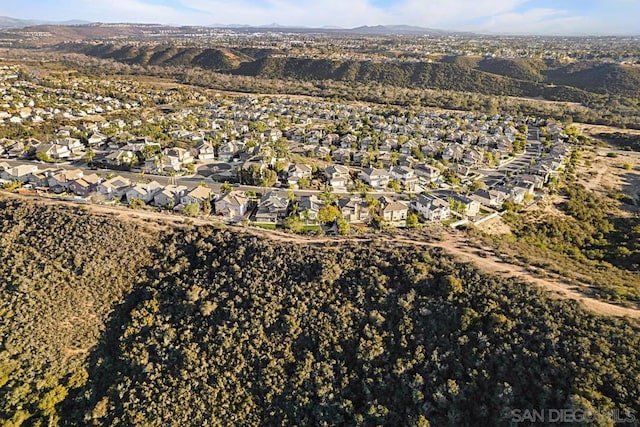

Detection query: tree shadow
xmin=58 ymin=286 xmax=147 ymax=425
xmin=620 ymin=170 xmax=640 ymax=213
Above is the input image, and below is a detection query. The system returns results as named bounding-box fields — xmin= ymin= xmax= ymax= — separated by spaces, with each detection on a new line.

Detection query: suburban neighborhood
xmin=0 ymin=63 xmax=572 ymax=233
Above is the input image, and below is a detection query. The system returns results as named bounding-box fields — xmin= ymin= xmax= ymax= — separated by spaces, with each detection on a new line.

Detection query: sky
xmin=2 ymin=0 xmax=639 ymax=35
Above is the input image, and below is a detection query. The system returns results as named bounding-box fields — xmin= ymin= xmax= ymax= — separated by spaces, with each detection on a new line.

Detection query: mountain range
xmin=0 ymin=15 xmax=457 ymax=35
xmin=0 ymin=15 xmax=89 ymax=29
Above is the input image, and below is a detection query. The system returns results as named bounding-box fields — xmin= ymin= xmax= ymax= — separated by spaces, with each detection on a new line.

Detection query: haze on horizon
xmin=2 ymin=0 xmax=639 ymax=35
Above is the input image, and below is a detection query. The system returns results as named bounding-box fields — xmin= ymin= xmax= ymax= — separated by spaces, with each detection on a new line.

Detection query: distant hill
xmin=0 ymin=15 xmax=90 ymax=28
xmin=349 ymin=25 xmax=456 ymax=35
xmin=0 ymin=16 xmax=42 ymax=28
xmin=230 ymin=56 xmax=543 ymax=96
xmin=544 ymin=62 xmax=640 ymax=98
xmin=59 ymin=42 xmax=254 ymax=70
xmin=53 ymin=41 xmax=640 ymax=102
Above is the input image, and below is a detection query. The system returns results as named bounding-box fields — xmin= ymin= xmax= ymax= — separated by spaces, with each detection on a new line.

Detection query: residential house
xmin=379 ymin=196 xmax=409 ymax=225
xmin=325 ymin=165 xmax=350 ymax=191
xmin=495 ymin=184 xmax=526 ymax=204
xmin=314 ymin=146 xmax=331 ymax=159
xmin=442 ymin=144 xmax=464 ymax=163
xmin=58 ymin=137 xmax=85 ymax=157
xmin=463 ymin=149 xmax=483 ymax=167
xmin=218 ymin=141 xmax=241 ymax=162
xmin=359 ymin=168 xmax=390 ymax=190
xmin=1 ymin=164 xmax=39 ymax=182
xmin=253 ymin=191 xmax=290 ymax=223
xmin=337 ymin=197 xmax=370 ymax=223
xmin=87 ymin=132 xmax=107 ymax=146
xmin=399 ymin=140 xmax=419 ymax=155
xmin=6 ymin=141 xmax=27 ymax=158
xmin=452 ymin=164 xmax=472 ymax=179
xmin=68 ymin=173 xmax=102 ymax=196
xmin=331 ymin=148 xmax=352 ymax=164
xmin=288 ymin=163 xmax=313 ymax=179
xmin=103 ymin=149 xmax=137 ymax=168
xmin=48 ymin=169 xmax=84 ymax=191
xmin=513 ymin=178 xmax=536 ymax=195
xmin=27 ymin=168 xmax=59 ymax=187
xmin=398 ymin=155 xmax=420 ymax=168
xmin=125 ymin=181 xmax=163 ymax=203
xmin=340 ymin=134 xmax=357 ymax=149
xmin=97 ymin=176 xmax=132 ymax=201
xmin=36 ymin=143 xmax=71 ymax=160
xmin=195 ymin=141 xmax=216 ymax=160
xmin=412 ymin=194 xmax=451 ymax=221
xmin=470 ymin=189 xmax=507 ymax=208
xmin=390 ymin=166 xmax=419 ymax=191
xmin=415 ymin=164 xmax=441 ymax=182
xmin=297 ymin=195 xmax=323 ymax=224
xmin=440 ymin=191 xmax=481 ymax=216
xmin=163 ymin=147 xmax=194 ymax=171
xmin=153 ymin=185 xmax=188 ymax=208
xmin=180 ymin=185 xmax=214 ymax=207
xmin=287 ymin=163 xmax=313 ymax=188
xmin=518 ymin=174 xmax=545 ymax=189
xmin=215 ymin=191 xmax=250 ymax=221
xmin=377 ymin=152 xmax=394 ymax=168
xmin=352 ymin=151 xmax=368 ymax=166
xmin=263 ymin=128 xmax=283 ymax=143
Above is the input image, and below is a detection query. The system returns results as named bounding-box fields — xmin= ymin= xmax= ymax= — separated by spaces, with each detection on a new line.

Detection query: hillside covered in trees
xmin=56 ymin=42 xmax=640 ymax=101
xmin=0 ymin=197 xmax=639 ymax=426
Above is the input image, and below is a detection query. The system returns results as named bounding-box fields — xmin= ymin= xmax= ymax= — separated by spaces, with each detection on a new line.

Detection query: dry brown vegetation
xmin=0 ymin=196 xmax=639 ymax=425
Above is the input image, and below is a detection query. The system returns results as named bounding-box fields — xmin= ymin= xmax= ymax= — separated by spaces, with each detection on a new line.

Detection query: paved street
xmin=477 ymin=141 xmax=542 ymax=188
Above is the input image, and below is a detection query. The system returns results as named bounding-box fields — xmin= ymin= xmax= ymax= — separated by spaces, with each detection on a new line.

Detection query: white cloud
xmin=175 ymin=0 xmax=533 ymax=28
xmin=385 ymin=0 xmax=531 ymax=27
xmin=471 ymin=7 xmax=586 ymax=35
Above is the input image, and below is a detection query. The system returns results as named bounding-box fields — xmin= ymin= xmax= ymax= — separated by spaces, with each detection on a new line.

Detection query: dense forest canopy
xmin=0 ymin=197 xmax=639 ymax=426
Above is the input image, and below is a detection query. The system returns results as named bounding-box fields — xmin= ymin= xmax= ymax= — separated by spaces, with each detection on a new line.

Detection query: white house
xmin=125 ymin=181 xmax=163 ymax=203
xmin=215 ymin=191 xmax=250 ymax=221
xmin=325 ymin=165 xmax=350 ymax=191
xmin=358 ymin=168 xmax=390 ymax=190
xmin=412 ymin=194 xmax=451 ymax=221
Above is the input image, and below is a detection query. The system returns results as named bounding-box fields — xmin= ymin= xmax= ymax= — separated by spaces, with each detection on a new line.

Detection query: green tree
xmin=297 ymin=176 xmax=311 ymax=190
xmin=318 ymin=205 xmax=341 ymax=224
xmin=406 ymin=212 xmax=420 ymax=229
xmin=387 ymin=180 xmax=401 ymax=192
xmin=129 ymin=198 xmax=144 ymax=209
xmin=260 ymin=169 xmax=278 ymax=187
xmin=1 ymin=181 xmax=23 ymax=191
xmin=337 ymin=218 xmax=350 ymax=235
xmin=468 ymin=180 xmax=487 ymax=193
xmin=38 ymin=385 xmax=68 ymax=418
xmin=221 ymin=181 xmax=233 ymax=193
xmin=318 ymin=190 xmax=336 ymax=205
xmin=35 ymin=152 xmax=53 ymax=163
xmin=202 ymin=198 xmax=212 ymax=216
xmin=183 ymin=202 xmax=200 ymax=217
xmin=283 ymin=214 xmax=304 ymax=232
xmin=85 ymin=148 xmax=95 ymax=165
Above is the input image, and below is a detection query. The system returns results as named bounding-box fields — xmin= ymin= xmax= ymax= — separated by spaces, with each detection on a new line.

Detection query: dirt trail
xmin=431 ymin=234 xmax=640 ymax=319
xmin=257 ymin=228 xmax=640 ymax=318
xmin=3 ymin=191 xmax=640 ymax=319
